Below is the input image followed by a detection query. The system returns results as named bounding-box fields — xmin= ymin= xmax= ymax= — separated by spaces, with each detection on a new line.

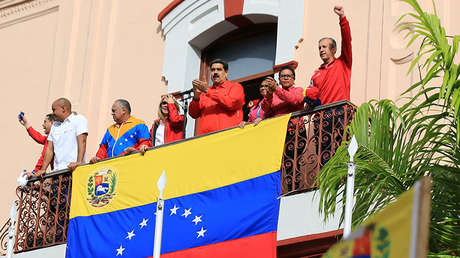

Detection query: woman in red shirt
xmin=150 ymin=94 xmax=184 ymax=146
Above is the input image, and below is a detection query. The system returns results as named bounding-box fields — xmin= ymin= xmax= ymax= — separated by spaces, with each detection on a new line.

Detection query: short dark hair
xmin=279 ymin=65 xmax=296 ymax=79
xmin=319 ymin=37 xmax=337 ymax=50
xmin=209 ymin=59 xmax=228 ymax=71
xmin=115 ymin=99 xmax=131 ymax=114
xmin=46 ymin=113 xmax=56 ymax=121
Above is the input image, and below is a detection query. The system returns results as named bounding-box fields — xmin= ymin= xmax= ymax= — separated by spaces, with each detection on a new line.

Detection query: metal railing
xmin=281 ymin=100 xmax=356 ymax=194
xmin=14 ymin=170 xmax=72 ymax=253
xmin=9 ymin=100 xmax=355 ymax=253
xmin=0 ymin=218 xmax=11 ymax=256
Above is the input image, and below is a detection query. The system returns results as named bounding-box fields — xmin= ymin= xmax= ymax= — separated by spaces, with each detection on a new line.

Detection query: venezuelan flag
xmin=66 ymin=115 xmax=290 ymax=258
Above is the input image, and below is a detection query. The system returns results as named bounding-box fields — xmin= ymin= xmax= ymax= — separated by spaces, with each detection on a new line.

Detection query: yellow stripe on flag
xmin=70 ymin=115 xmax=290 ymax=219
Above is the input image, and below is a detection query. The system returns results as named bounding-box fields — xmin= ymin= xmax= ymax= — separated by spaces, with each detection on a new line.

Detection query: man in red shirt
xmin=262 ymin=66 xmax=304 ymax=117
xmin=19 ymin=113 xmax=55 ymax=175
xmin=303 ymin=6 xmax=352 ymax=169
xmin=304 ymin=6 xmax=352 ymax=105
xmin=189 ymin=59 xmax=245 ymax=135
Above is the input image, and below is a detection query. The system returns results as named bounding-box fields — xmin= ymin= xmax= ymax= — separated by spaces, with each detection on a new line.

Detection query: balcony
xmin=4 ymin=100 xmax=355 ymax=255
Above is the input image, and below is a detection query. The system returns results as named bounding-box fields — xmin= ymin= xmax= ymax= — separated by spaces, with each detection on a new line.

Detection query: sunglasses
xmin=161 ymin=102 xmax=168 ymax=105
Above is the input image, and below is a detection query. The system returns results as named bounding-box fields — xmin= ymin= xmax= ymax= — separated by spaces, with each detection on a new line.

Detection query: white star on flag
xmin=139 ymin=218 xmax=148 ymax=228
xmin=196 ymin=227 xmax=207 ymax=238
xmin=182 ymin=208 xmax=192 ymax=218
xmin=170 ymin=204 xmax=179 ymax=216
xmin=192 ymin=215 xmax=202 ymax=225
xmin=125 ymin=230 xmax=135 ymax=240
xmin=116 ymin=244 xmax=125 ymax=256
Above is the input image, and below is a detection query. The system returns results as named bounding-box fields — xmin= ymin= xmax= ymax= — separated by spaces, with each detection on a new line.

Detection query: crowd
xmin=18 ymin=6 xmax=351 ymax=178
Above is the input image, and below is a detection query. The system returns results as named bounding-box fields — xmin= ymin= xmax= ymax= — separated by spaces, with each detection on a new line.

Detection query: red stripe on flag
xmin=146 ymin=232 xmax=277 ymax=258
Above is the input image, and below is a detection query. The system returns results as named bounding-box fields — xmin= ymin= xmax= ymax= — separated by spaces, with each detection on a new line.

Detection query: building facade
xmin=1 ymin=0 xmax=459 ymax=256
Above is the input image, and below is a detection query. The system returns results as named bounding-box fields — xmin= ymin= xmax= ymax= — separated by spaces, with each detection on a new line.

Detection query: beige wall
xmin=295 ymin=0 xmax=460 ymax=106
xmin=0 ymin=0 xmax=459 ymax=226
xmin=0 ymin=0 xmax=170 ymax=222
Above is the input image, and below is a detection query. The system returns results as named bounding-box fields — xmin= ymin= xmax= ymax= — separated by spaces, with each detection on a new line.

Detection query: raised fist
xmin=334 ymin=6 xmax=344 ymax=18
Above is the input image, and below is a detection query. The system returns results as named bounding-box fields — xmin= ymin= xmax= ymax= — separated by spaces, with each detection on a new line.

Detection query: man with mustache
xmin=189 ymin=59 xmax=245 ymax=135
xmin=90 ymin=99 xmax=151 ymax=163
xmin=303 ymin=6 xmax=352 ymax=104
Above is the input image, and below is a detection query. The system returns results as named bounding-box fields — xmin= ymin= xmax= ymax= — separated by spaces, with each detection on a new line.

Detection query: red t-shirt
xmin=189 ymin=80 xmax=245 ymax=135
xmin=305 ymin=16 xmax=352 ymax=105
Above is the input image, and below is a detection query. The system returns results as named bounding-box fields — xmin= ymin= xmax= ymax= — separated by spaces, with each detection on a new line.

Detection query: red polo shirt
xmin=189 ymin=80 xmax=245 ymax=135
xmin=305 ymin=16 xmax=352 ymax=105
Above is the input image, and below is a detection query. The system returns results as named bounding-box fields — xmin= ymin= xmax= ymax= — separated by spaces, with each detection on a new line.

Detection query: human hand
xmin=68 ymin=162 xmax=81 ymax=171
xmin=124 ymin=147 xmax=136 ymax=154
xmin=192 ymin=87 xmax=202 ymax=100
xmin=166 ymin=94 xmax=175 ymax=104
xmin=24 ymin=171 xmax=36 ymax=178
xmin=139 ymin=145 xmax=149 ymax=155
xmin=266 ymin=77 xmax=277 ymax=94
xmin=18 ymin=114 xmax=29 ymax=128
xmin=90 ymin=156 xmax=101 ymax=164
xmin=27 ymin=169 xmax=45 ymax=178
xmin=34 ymin=170 xmax=46 ymax=177
xmin=334 ymin=6 xmax=344 ymax=18
xmin=192 ymin=79 xmax=208 ymax=93
xmin=253 ymin=117 xmax=263 ymax=126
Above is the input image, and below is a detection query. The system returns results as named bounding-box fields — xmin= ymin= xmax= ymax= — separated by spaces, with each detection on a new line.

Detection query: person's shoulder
xmin=335 ymin=57 xmax=349 ymax=66
xmin=129 ymin=116 xmax=148 ymax=126
xmin=71 ymin=113 xmax=88 ymax=123
xmin=227 ymin=80 xmax=242 ymax=87
xmin=50 ymin=120 xmax=60 ymax=130
xmin=293 ymin=85 xmax=304 ymax=91
xmin=107 ymin=123 xmax=117 ymax=130
xmin=227 ymin=80 xmax=244 ymax=89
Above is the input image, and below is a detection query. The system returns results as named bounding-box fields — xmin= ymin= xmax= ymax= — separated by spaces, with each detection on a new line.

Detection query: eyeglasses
xmin=279 ymin=74 xmax=293 ymax=79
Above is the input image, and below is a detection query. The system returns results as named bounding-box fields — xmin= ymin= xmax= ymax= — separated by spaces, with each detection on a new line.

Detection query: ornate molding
xmin=0 ymin=0 xmax=58 ymax=28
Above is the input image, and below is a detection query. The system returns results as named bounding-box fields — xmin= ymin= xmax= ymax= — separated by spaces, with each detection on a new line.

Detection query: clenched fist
xmin=334 ymin=6 xmax=344 ymax=18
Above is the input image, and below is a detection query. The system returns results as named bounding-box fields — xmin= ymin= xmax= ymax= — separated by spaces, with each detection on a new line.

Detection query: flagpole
xmin=153 ymin=171 xmax=166 ymax=258
xmin=344 ymin=135 xmax=358 ymax=238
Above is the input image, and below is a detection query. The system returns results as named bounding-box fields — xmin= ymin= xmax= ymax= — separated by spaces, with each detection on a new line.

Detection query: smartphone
xmin=18 ymin=112 xmax=24 ymax=121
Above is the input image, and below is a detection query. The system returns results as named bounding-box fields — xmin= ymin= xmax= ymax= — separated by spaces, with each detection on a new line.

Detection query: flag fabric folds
xmin=323 ymin=178 xmax=431 ymax=258
xmin=66 ymin=115 xmax=290 ymax=258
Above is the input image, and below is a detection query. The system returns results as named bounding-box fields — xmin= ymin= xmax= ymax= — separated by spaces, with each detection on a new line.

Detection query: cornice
xmin=0 ymin=0 xmax=58 ymax=28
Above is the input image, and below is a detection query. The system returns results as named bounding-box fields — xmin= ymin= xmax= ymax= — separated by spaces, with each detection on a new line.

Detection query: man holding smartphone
xmin=18 ymin=113 xmax=55 ymax=175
